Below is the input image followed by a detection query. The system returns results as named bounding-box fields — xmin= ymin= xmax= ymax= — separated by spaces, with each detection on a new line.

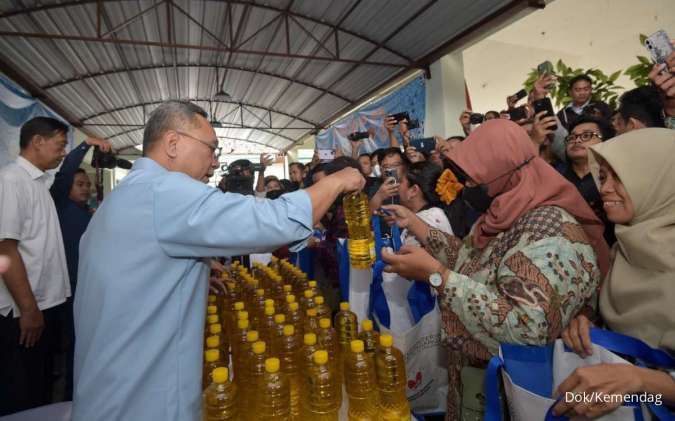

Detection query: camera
xmin=91 ymin=147 xmax=132 ymax=170
xmin=221 ymin=159 xmax=255 ymax=195
xmin=469 ymin=113 xmax=484 ymax=125
xmin=348 ymin=131 xmax=369 ymax=141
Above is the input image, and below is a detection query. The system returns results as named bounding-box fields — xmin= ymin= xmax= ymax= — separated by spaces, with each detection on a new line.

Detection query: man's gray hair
xmin=142 ymin=100 xmax=208 ymax=156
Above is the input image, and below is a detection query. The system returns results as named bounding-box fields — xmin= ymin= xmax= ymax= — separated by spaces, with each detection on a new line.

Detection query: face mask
xmin=371 ymin=164 xmax=381 ymax=178
xmin=460 ymin=184 xmax=493 ymax=213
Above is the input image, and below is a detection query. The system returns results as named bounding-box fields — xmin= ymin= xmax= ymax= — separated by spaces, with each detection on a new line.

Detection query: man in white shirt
xmin=0 ymin=117 xmax=71 ymax=415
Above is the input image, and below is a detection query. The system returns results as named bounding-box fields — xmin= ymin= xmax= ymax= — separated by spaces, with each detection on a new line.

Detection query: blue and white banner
xmin=316 ymin=76 xmax=426 ymax=155
xmin=0 ymin=74 xmax=73 ymax=168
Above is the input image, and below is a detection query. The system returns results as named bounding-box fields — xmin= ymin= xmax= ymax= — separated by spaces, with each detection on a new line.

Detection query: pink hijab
xmin=448 ymin=119 xmax=610 ymax=276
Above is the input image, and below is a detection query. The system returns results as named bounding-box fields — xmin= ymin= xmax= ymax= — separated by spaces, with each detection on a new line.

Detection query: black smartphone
xmin=389 ymin=112 xmax=410 ymax=123
xmin=409 ymin=137 xmax=436 ymax=155
xmin=513 ymin=89 xmax=527 ymax=101
xmin=348 ymin=131 xmax=369 ymax=141
xmin=407 ymin=119 xmax=420 ymax=130
xmin=532 ymin=97 xmax=557 ymax=130
xmin=508 ymin=106 xmax=528 ymax=121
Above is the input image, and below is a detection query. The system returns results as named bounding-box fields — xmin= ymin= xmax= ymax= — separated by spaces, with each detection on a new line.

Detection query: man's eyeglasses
xmin=565 ymin=131 xmax=602 ymax=144
xmin=175 ymin=130 xmax=222 ymax=159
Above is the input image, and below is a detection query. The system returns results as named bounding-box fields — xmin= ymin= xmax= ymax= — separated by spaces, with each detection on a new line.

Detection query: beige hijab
xmin=589 ymin=128 xmax=675 ymax=351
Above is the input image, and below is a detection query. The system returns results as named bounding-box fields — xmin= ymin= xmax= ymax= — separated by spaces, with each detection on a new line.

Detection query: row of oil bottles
xmin=202 ymin=256 xmax=411 ymax=420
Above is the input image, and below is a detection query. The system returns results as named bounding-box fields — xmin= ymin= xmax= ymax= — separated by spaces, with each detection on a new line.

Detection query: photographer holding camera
xmin=48 ymin=135 xmax=112 ymax=400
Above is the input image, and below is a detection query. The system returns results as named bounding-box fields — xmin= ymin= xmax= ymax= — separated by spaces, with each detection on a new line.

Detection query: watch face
xmin=429 ymin=273 xmax=443 ymax=288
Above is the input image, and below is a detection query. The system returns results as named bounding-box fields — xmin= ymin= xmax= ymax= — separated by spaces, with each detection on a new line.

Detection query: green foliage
xmin=624 ymin=34 xmax=652 ymax=87
xmin=522 ymin=34 xmax=656 ymax=110
xmin=523 ymin=60 xmax=623 ymax=110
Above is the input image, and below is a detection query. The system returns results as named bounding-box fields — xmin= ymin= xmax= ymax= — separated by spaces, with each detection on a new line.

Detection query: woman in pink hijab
xmin=382 ymin=119 xmax=609 ymax=420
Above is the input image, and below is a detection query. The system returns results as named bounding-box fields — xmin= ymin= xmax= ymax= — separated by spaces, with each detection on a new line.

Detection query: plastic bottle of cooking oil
xmin=358 ymin=319 xmax=379 ymax=365
xmin=235 ymin=329 xmax=259 ymax=386
xmin=259 ymin=305 xmax=277 ymax=346
xmin=203 ymin=349 xmax=222 ymax=390
xmin=237 ymin=310 xmax=249 ymax=324
xmin=278 ymin=325 xmax=301 ymax=419
xmin=231 ymin=319 xmax=250 ymax=379
xmin=207 ymin=324 xmax=228 ymax=361
xmin=203 ymin=367 xmax=238 ymax=420
xmin=258 ymin=358 xmax=291 ymax=420
xmin=304 ymin=308 xmax=319 ymax=334
xmin=307 ymin=280 xmax=320 ymax=296
xmin=344 ymin=340 xmax=378 ymax=420
xmin=247 ymin=341 xmax=268 ymax=416
xmin=343 ymin=192 xmax=376 ymax=269
xmin=207 ymin=304 xmax=218 ymax=316
xmin=375 ymin=334 xmax=410 ymax=420
xmin=299 ymin=289 xmax=316 ymax=313
xmin=208 ymin=295 xmax=218 ymax=306
xmin=270 ymin=313 xmax=287 ymax=355
xmin=335 ymin=302 xmax=358 ymax=356
xmin=317 ymin=318 xmax=340 ymax=362
xmin=300 ymin=333 xmax=320 ymax=379
xmin=225 ymin=301 xmax=245 ymax=342
xmin=284 ymin=294 xmax=296 ymax=315
xmin=205 ymin=314 xmax=220 ymax=338
xmin=251 ymin=289 xmax=268 ymax=327
xmin=314 ymin=295 xmax=331 ymax=320
xmin=286 ymin=302 xmax=303 ymax=334
xmin=302 ymin=350 xmax=341 ymax=420
xmin=206 ymin=335 xmax=220 ymax=351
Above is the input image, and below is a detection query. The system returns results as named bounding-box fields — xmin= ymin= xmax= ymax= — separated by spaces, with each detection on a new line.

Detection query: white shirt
xmin=402 ymin=207 xmax=454 ymax=246
xmin=567 ymin=99 xmax=591 ymax=116
xmin=383 ymin=206 xmax=454 ymax=332
xmin=0 ymin=156 xmax=71 ymax=317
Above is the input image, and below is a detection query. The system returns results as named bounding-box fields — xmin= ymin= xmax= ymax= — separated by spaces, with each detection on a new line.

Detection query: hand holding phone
xmin=532 ymin=98 xmax=557 ymax=131
xmin=409 ymin=137 xmax=436 ymax=155
xmin=537 ymin=60 xmax=554 ymax=76
xmin=317 ymin=149 xmax=335 ymax=162
xmin=646 ymin=30 xmax=674 ymax=68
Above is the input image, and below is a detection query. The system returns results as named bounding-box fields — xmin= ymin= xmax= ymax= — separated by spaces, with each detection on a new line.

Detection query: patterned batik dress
xmin=425 ymin=206 xmax=602 ymax=420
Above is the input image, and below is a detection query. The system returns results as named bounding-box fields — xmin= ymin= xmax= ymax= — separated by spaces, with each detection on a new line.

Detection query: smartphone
xmin=348 ymin=131 xmax=369 ymax=141
xmin=532 ymin=97 xmax=558 ymax=130
xmin=508 ymin=105 xmax=528 ymax=121
xmin=383 ymin=167 xmax=399 ymax=184
xmin=317 ymin=149 xmax=335 ymax=162
xmin=645 ymin=30 xmax=674 ymax=66
xmin=388 ymin=112 xmax=410 ymax=123
xmin=512 ymin=89 xmax=527 ymax=102
xmin=407 ymin=119 xmax=420 ymax=130
xmin=409 ymin=137 xmax=436 ymax=155
xmin=537 ymin=60 xmax=554 ymax=76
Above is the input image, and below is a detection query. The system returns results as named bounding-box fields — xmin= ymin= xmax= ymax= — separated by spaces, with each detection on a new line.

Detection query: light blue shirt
xmin=72 ymin=158 xmax=312 ymax=421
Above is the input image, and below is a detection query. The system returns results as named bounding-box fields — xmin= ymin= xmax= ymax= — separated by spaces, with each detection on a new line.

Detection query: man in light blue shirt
xmin=72 ymin=101 xmax=364 ymax=420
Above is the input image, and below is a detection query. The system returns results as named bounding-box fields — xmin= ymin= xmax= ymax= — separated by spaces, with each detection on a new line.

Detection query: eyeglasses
xmin=175 ymin=130 xmax=222 ymax=159
xmin=565 ymin=131 xmax=602 ymax=144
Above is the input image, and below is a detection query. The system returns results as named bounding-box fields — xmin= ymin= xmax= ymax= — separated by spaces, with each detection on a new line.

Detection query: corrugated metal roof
xmin=0 ymin=0 xmax=538 ymax=154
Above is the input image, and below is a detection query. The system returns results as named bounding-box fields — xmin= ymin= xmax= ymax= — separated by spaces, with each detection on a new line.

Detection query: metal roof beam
xmin=0 ymin=0 xmax=415 ymax=67
xmin=79 ymin=98 xmax=317 ymax=128
xmin=0 ymin=30 xmax=410 ymax=68
xmin=102 ymin=124 xmax=296 ymax=146
xmin=41 ymin=63 xmax=352 ymax=103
